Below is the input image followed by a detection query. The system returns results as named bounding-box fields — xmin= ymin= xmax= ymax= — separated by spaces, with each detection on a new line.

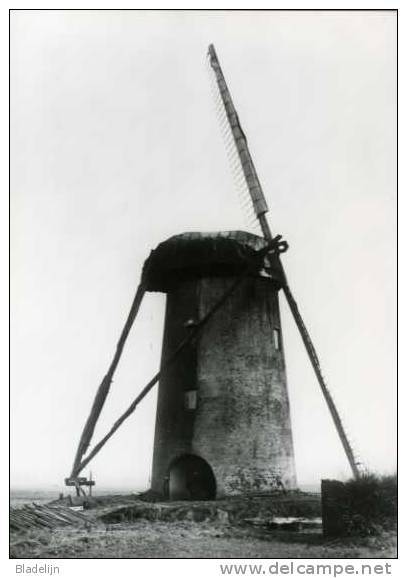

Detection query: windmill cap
xmin=142 ymin=230 xmax=283 ymax=293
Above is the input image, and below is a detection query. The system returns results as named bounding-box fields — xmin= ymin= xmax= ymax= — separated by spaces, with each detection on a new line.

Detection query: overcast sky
xmin=10 ymin=10 xmax=396 ymax=491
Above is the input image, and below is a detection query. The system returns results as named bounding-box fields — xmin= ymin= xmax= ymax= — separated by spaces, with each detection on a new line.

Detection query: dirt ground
xmin=10 ymin=520 xmax=397 ymax=559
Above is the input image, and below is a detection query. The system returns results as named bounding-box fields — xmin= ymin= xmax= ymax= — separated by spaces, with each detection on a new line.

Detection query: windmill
xmin=65 ymin=45 xmax=361 ymax=498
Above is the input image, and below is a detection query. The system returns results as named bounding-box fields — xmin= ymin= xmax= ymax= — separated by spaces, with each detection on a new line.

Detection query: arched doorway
xmin=168 ymin=454 xmax=216 ymax=500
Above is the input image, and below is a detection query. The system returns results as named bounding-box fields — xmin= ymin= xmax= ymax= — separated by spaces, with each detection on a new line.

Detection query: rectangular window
xmin=184 ymin=390 xmax=197 ymax=410
xmin=273 ymin=328 xmax=281 ymax=351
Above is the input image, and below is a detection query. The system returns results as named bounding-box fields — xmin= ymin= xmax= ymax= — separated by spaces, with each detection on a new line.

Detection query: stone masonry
xmin=143 ymin=231 xmax=297 ymax=499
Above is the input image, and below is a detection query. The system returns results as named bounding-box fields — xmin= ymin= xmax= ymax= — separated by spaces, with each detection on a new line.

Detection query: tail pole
xmin=208 ymin=43 xmax=361 ymax=479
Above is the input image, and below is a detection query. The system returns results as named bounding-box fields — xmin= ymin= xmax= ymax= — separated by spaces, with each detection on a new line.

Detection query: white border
xmin=3 ymin=2 xmax=403 ymax=577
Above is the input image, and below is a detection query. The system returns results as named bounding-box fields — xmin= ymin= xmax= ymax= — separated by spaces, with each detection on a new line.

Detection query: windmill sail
xmin=66 ymin=46 xmax=361 ymax=490
xmin=207 ymin=45 xmax=272 ymax=239
xmin=208 ymin=43 xmax=361 ymax=480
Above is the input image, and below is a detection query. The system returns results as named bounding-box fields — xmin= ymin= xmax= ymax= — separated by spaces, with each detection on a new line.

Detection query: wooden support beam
xmin=73 ymin=242 xmax=276 ymax=478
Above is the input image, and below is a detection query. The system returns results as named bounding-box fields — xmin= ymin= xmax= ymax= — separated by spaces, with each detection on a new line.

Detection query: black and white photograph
xmin=9 ymin=8 xmax=397 ymax=563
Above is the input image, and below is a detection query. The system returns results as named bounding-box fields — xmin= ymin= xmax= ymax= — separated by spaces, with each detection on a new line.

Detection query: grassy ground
xmin=10 ymin=492 xmax=396 ymax=559
xmin=10 ymin=519 xmax=397 ymax=559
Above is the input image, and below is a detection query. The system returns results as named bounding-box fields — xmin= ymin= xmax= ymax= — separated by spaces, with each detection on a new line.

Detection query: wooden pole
xmin=208 ymin=43 xmax=361 ymax=479
xmin=70 ymin=283 xmax=146 ymax=478
xmin=73 ymin=243 xmax=274 ymax=477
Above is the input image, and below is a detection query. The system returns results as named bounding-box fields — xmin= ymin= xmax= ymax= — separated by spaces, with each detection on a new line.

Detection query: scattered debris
xmin=9 ymin=503 xmax=97 ymax=533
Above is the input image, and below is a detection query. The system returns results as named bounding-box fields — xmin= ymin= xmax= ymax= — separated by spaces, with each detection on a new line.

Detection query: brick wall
xmin=151 ymin=274 xmax=297 ymax=497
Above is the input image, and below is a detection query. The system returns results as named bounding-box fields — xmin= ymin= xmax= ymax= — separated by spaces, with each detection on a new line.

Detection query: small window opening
xmin=273 ymin=328 xmax=281 ymax=350
xmin=184 ymin=390 xmax=197 ymax=410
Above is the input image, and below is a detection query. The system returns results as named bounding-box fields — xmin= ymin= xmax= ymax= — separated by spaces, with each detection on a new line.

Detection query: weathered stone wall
xmin=151 ymin=273 xmax=297 ymax=497
xmin=193 ymin=276 xmax=297 ymax=496
xmin=151 ymin=279 xmax=199 ymax=493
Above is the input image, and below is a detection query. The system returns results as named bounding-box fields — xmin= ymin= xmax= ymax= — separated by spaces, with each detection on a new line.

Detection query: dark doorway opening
xmin=168 ymin=454 xmax=216 ymax=500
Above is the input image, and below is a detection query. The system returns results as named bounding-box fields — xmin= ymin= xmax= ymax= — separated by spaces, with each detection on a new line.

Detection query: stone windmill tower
xmin=66 ymin=45 xmax=361 ymax=499
xmin=144 ymin=231 xmax=296 ymax=499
